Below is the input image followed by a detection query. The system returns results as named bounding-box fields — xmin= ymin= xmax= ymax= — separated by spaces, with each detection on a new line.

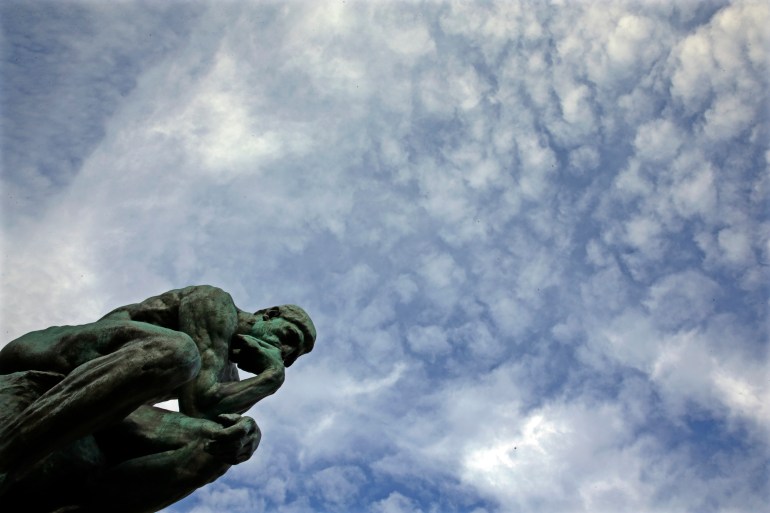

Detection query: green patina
xmin=0 ymin=285 xmax=316 ymax=513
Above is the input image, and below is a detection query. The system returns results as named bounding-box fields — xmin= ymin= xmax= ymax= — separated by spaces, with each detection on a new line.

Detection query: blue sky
xmin=1 ymin=1 xmax=768 ymax=512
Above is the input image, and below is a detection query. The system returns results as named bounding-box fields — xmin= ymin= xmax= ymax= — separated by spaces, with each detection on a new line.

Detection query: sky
xmin=1 ymin=0 xmax=768 ymax=512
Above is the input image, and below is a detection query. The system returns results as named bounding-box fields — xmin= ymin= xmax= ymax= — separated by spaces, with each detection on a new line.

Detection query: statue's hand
xmin=204 ymin=414 xmax=261 ymax=465
xmin=230 ymin=334 xmax=285 ymax=375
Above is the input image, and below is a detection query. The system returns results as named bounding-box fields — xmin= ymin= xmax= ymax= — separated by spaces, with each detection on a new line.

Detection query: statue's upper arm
xmin=178 ymin=287 xmax=237 ymax=341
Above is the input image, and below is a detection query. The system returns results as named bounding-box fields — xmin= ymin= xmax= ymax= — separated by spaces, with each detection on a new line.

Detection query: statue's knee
xmin=142 ymin=333 xmax=200 ymax=383
xmin=173 ymin=333 xmax=200 ymax=374
xmin=167 ymin=333 xmax=201 ymax=381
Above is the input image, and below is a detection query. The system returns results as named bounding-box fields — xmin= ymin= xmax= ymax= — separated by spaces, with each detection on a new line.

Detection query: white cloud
xmin=416 ymin=251 xmax=467 ymax=314
xmin=187 ymin=483 xmax=259 ymax=513
xmin=670 ymin=31 xmax=716 ymax=114
xmin=644 ymin=270 xmax=719 ymax=329
xmin=568 ymin=145 xmax=600 ymax=173
xmin=406 ymin=324 xmax=451 ymax=358
xmin=516 ymin=134 xmax=558 ymax=199
xmin=149 ymin=50 xmax=315 ymax=174
xmin=461 ymin=398 xmax=647 ymax=513
xmin=583 ymin=302 xmax=769 ymax=438
xmin=633 ymin=119 xmax=683 ymax=163
xmin=717 ymin=226 xmax=754 ymax=266
xmin=391 ymin=274 xmax=418 ymax=304
xmin=308 ymin=465 xmax=366 ymax=508
xmin=702 ymin=92 xmax=756 ymax=142
xmin=669 ymin=150 xmax=717 ymax=219
xmin=485 ymin=292 xmax=532 ymax=339
xmin=1 ymin=201 xmax=128 ymax=338
xmin=454 ymin=320 xmax=504 ymax=361
xmin=606 ymin=15 xmax=656 ymax=69
xmin=373 ymin=492 xmax=423 ymax=513
xmin=712 ymin=368 xmax=770 ymax=429
xmin=670 ymin=1 xmax=768 ymax=117
xmin=624 ymin=215 xmax=664 ymax=256
xmin=383 ymin=15 xmax=435 ymax=57
xmin=460 ymin=387 xmax=768 ymax=513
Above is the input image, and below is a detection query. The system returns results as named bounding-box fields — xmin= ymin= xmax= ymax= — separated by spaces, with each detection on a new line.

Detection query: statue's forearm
xmin=205 ymin=368 xmax=285 ymax=416
xmin=117 ymin=405 xmax=219 ymax=444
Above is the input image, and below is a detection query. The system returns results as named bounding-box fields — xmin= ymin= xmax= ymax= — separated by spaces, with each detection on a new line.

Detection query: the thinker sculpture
xmin=0 ymin=285 xmax=316 ymax=512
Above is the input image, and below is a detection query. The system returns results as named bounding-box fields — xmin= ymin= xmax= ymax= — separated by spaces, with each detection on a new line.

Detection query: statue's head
xmin=251 ymin=305 xmax=316 ymax=367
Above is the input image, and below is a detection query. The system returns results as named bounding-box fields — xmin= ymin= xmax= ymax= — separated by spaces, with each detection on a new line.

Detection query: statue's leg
xmin=76 ymin=406 xmax=260 ymax=513
xmin=0 ymin=370 xmax=105 ymax=511
xmin=0 ymin=323 xmax=201 ymax=485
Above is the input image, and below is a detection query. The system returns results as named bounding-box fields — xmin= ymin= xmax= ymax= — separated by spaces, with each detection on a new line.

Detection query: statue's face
xmin=250 ymin=316 xmax=308 ymax=367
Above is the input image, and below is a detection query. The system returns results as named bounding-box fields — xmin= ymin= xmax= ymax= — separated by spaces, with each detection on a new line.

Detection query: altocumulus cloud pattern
xmin=1 ymin=1 xmax=768 ymax=512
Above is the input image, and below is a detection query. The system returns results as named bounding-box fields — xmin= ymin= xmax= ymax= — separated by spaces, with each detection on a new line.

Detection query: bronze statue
xmin=0 ymin=285 xmax=316 ymax=512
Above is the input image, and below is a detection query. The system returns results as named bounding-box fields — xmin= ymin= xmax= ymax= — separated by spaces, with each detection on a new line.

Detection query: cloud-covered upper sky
xmin=1 ymin=1 xmax=768 ymax=512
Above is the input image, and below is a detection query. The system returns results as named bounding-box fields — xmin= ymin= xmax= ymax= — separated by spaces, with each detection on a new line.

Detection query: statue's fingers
xmin=212 ymin=416 xmax=258 ymax=441
xmin=204 ymin=420 xmax=261 ymax=464
xmin=253 ymin=337 xmax=280 ymax=352
xmin=215 ymin=413 xmax=242 ymax=427
xmin=235 ymin=333 xmax=260 ymax=344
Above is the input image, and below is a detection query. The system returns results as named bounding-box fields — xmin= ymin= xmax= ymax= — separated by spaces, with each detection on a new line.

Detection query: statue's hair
xmin=254 ymin=304 xmax=316 ymax=354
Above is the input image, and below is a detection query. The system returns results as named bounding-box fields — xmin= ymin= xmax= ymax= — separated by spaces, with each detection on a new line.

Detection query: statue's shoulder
xmin=175 ymin=285 xmax=234 ymax=302
xmin=149 ymin=285 xmax=225 ymax=302
xmin=176 ymin=284 xmax=228 ymax=295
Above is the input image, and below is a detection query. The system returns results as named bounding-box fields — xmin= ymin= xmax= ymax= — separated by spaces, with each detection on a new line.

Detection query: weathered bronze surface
xmin=0 ymin=285 xmax=315 ymax=512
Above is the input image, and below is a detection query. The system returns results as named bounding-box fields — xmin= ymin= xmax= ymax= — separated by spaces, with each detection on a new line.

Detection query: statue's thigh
xmin=56 ymin=320 xmax=198 ymax=370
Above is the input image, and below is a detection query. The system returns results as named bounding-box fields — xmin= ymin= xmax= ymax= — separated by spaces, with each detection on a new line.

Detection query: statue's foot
xmin=203 ymin=414 xmax=261 ymax=465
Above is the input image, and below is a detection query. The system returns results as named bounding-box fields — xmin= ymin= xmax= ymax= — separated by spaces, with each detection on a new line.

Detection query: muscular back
xmin=100 ymin=287 xmax=188 ymax=329
xmin=1 ymin=285 xmax=239 ymax=381
xmin=101 ymin=286 xmax=239 ymax=334
xmin=107 ymin=286 xmax=247 ymax=415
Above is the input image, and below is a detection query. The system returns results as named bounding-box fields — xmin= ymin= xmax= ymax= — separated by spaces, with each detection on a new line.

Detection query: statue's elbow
xmin=266 ymin=367 xmax=285 ymax=392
